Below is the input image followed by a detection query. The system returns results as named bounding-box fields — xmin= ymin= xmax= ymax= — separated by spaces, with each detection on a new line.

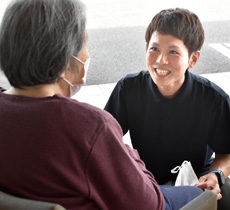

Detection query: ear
xmin=59 ymin=71 xmax=66 ymax=78
xmin=62 ymin=61 xmax=72 ymax=77
xmin=188 ymin=51 xmax=200 ymax=68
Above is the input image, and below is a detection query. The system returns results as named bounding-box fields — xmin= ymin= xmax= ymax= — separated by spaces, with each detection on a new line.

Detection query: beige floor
xmin=73 ymin=71 xmax=230 ymax=146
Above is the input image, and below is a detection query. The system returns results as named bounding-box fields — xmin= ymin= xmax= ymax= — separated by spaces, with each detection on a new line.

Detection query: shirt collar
xmin=149 ymin=70 xmax=193 ymax=103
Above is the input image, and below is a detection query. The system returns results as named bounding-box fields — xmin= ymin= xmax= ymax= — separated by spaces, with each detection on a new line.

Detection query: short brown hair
xmin=145 ymin=8 xmax=204 ymax=56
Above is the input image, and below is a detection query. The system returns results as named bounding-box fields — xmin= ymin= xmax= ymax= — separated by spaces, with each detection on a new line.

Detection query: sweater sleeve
xmin=85 ymin=116 xmax=164 ymax=210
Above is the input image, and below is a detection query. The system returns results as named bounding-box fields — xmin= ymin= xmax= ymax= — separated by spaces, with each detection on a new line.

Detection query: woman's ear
xmin=188 ymin=51 xmax=200 ymax=68
xmin=62 ymin=61 xmax=73 ymax=77
xmin=59 ymin=70 xmax=66 ymax=78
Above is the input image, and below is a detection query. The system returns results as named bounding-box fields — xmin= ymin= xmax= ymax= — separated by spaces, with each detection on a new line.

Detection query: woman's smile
xmin=155 ymin=68 xmax=171 ymax=76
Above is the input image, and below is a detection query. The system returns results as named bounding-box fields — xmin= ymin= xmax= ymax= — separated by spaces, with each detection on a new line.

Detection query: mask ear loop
xmin=62 ymin=78 xmax=74 ymax=87
xmin=72 ymin=55 xmax=85 ymax=65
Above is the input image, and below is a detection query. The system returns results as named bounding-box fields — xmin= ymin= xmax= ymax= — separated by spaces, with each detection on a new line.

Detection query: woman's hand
xmin=196 ymin=173 xmax=222 ymax=200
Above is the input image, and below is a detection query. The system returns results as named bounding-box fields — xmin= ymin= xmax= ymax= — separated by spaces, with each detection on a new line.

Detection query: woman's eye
xmin=150 ymin=47 xmax=158 ymax=51
xmin=170 ymin=50 xmax=178 ymax=55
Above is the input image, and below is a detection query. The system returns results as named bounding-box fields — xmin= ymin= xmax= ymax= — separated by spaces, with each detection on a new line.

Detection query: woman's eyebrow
xmin=168 ymin=45 xmax=180 ymax=49
xmin=149 ymin=42 xmax=159 ymax=46
xmin=148 ymin=42 xmax=182 ymax=50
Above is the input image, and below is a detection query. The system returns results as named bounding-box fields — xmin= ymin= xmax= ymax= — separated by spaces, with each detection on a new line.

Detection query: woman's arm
xmin=85 ymin=117 xmax=164 ymax=210
xmin=197 ymin=154 xmax=230 ymax=200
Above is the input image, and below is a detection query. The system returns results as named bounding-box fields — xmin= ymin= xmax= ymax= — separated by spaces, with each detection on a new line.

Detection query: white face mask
xmin=63 ymin=56 xmax=90 ymax=97
xmin=63 ymin=78 xmax=82 ymax=97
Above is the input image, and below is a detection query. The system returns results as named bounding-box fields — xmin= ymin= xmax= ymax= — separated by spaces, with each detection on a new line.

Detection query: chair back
xmin=179 ymin=190 xmax=217 ymax=210
xmin=0 ymin=191 xmax=66 ymax=210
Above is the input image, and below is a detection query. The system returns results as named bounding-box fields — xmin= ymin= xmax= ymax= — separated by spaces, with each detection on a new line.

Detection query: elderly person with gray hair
xmin=0 ymin=0 xmax=207 ymax=209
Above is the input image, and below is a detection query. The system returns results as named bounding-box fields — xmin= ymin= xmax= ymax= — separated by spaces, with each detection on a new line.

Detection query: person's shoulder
xmin=55 ymin=94 xmax=117 ymax=125
xmin=122 ymin=70 xmax=150 ymax=80
xmin=189 ymin=71 xmax=229 ymax=98
xmin=118 ymin=70 xmax=151 ymax=86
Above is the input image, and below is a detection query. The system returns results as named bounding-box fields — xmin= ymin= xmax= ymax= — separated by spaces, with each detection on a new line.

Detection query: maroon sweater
xmin=0 ymin=91 xmax=164 ymax=210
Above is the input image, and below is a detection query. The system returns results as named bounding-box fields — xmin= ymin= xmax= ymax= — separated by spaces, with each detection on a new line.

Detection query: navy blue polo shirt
xmin=105 ymin=70 xmax=230 ymax=184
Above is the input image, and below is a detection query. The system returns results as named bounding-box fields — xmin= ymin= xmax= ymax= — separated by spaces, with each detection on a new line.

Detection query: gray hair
xmin=0 ymin=0 xmax=86 ymax=88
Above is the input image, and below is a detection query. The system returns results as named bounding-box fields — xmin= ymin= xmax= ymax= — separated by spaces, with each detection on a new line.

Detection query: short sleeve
xmin=208 ymin=96 xmax=230 ymax=153
xmin=104 ymin=80 xmax=129 ymax=135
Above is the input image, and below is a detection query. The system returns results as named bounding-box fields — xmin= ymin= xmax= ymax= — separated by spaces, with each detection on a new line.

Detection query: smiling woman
xmin=105 ymin=7 xmax=230 ymax=210
xmin=146 ymin=31 xmax=200 ymax=98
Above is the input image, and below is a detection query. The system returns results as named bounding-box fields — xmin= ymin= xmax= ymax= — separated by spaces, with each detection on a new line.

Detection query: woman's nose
xmin=156 ymin=53 xmax=168 ymax=65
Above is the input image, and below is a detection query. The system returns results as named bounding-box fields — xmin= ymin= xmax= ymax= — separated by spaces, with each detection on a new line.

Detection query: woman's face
xmin=146 ymin=31 xmax=198 ymax=97
xmin=67 ymin=36 xmax=90 ymax=84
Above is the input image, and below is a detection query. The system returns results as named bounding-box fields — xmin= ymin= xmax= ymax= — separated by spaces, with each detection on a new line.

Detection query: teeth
xmin=156 ymin=69 xmax=169 ymax=75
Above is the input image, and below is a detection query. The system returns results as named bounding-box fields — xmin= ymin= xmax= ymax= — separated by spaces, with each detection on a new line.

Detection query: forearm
xmin=209 ymin=154 xmax=230 ymax=179
xmin=124 ymin=144 xmax=158 ymax=183
xmin=197 ymin=154 xmax=230 ymax=199
xmin=86 ymin=119 xmax=164 ymax=210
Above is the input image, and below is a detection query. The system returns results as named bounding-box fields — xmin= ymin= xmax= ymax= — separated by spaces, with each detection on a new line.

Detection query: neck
xmin=157 ymin=76 xmax=185 ymax=99
xmin=4 ymin=82 xmax=66 ymax=98
xmin=157 ymin=86 xmax=180 ymax=99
